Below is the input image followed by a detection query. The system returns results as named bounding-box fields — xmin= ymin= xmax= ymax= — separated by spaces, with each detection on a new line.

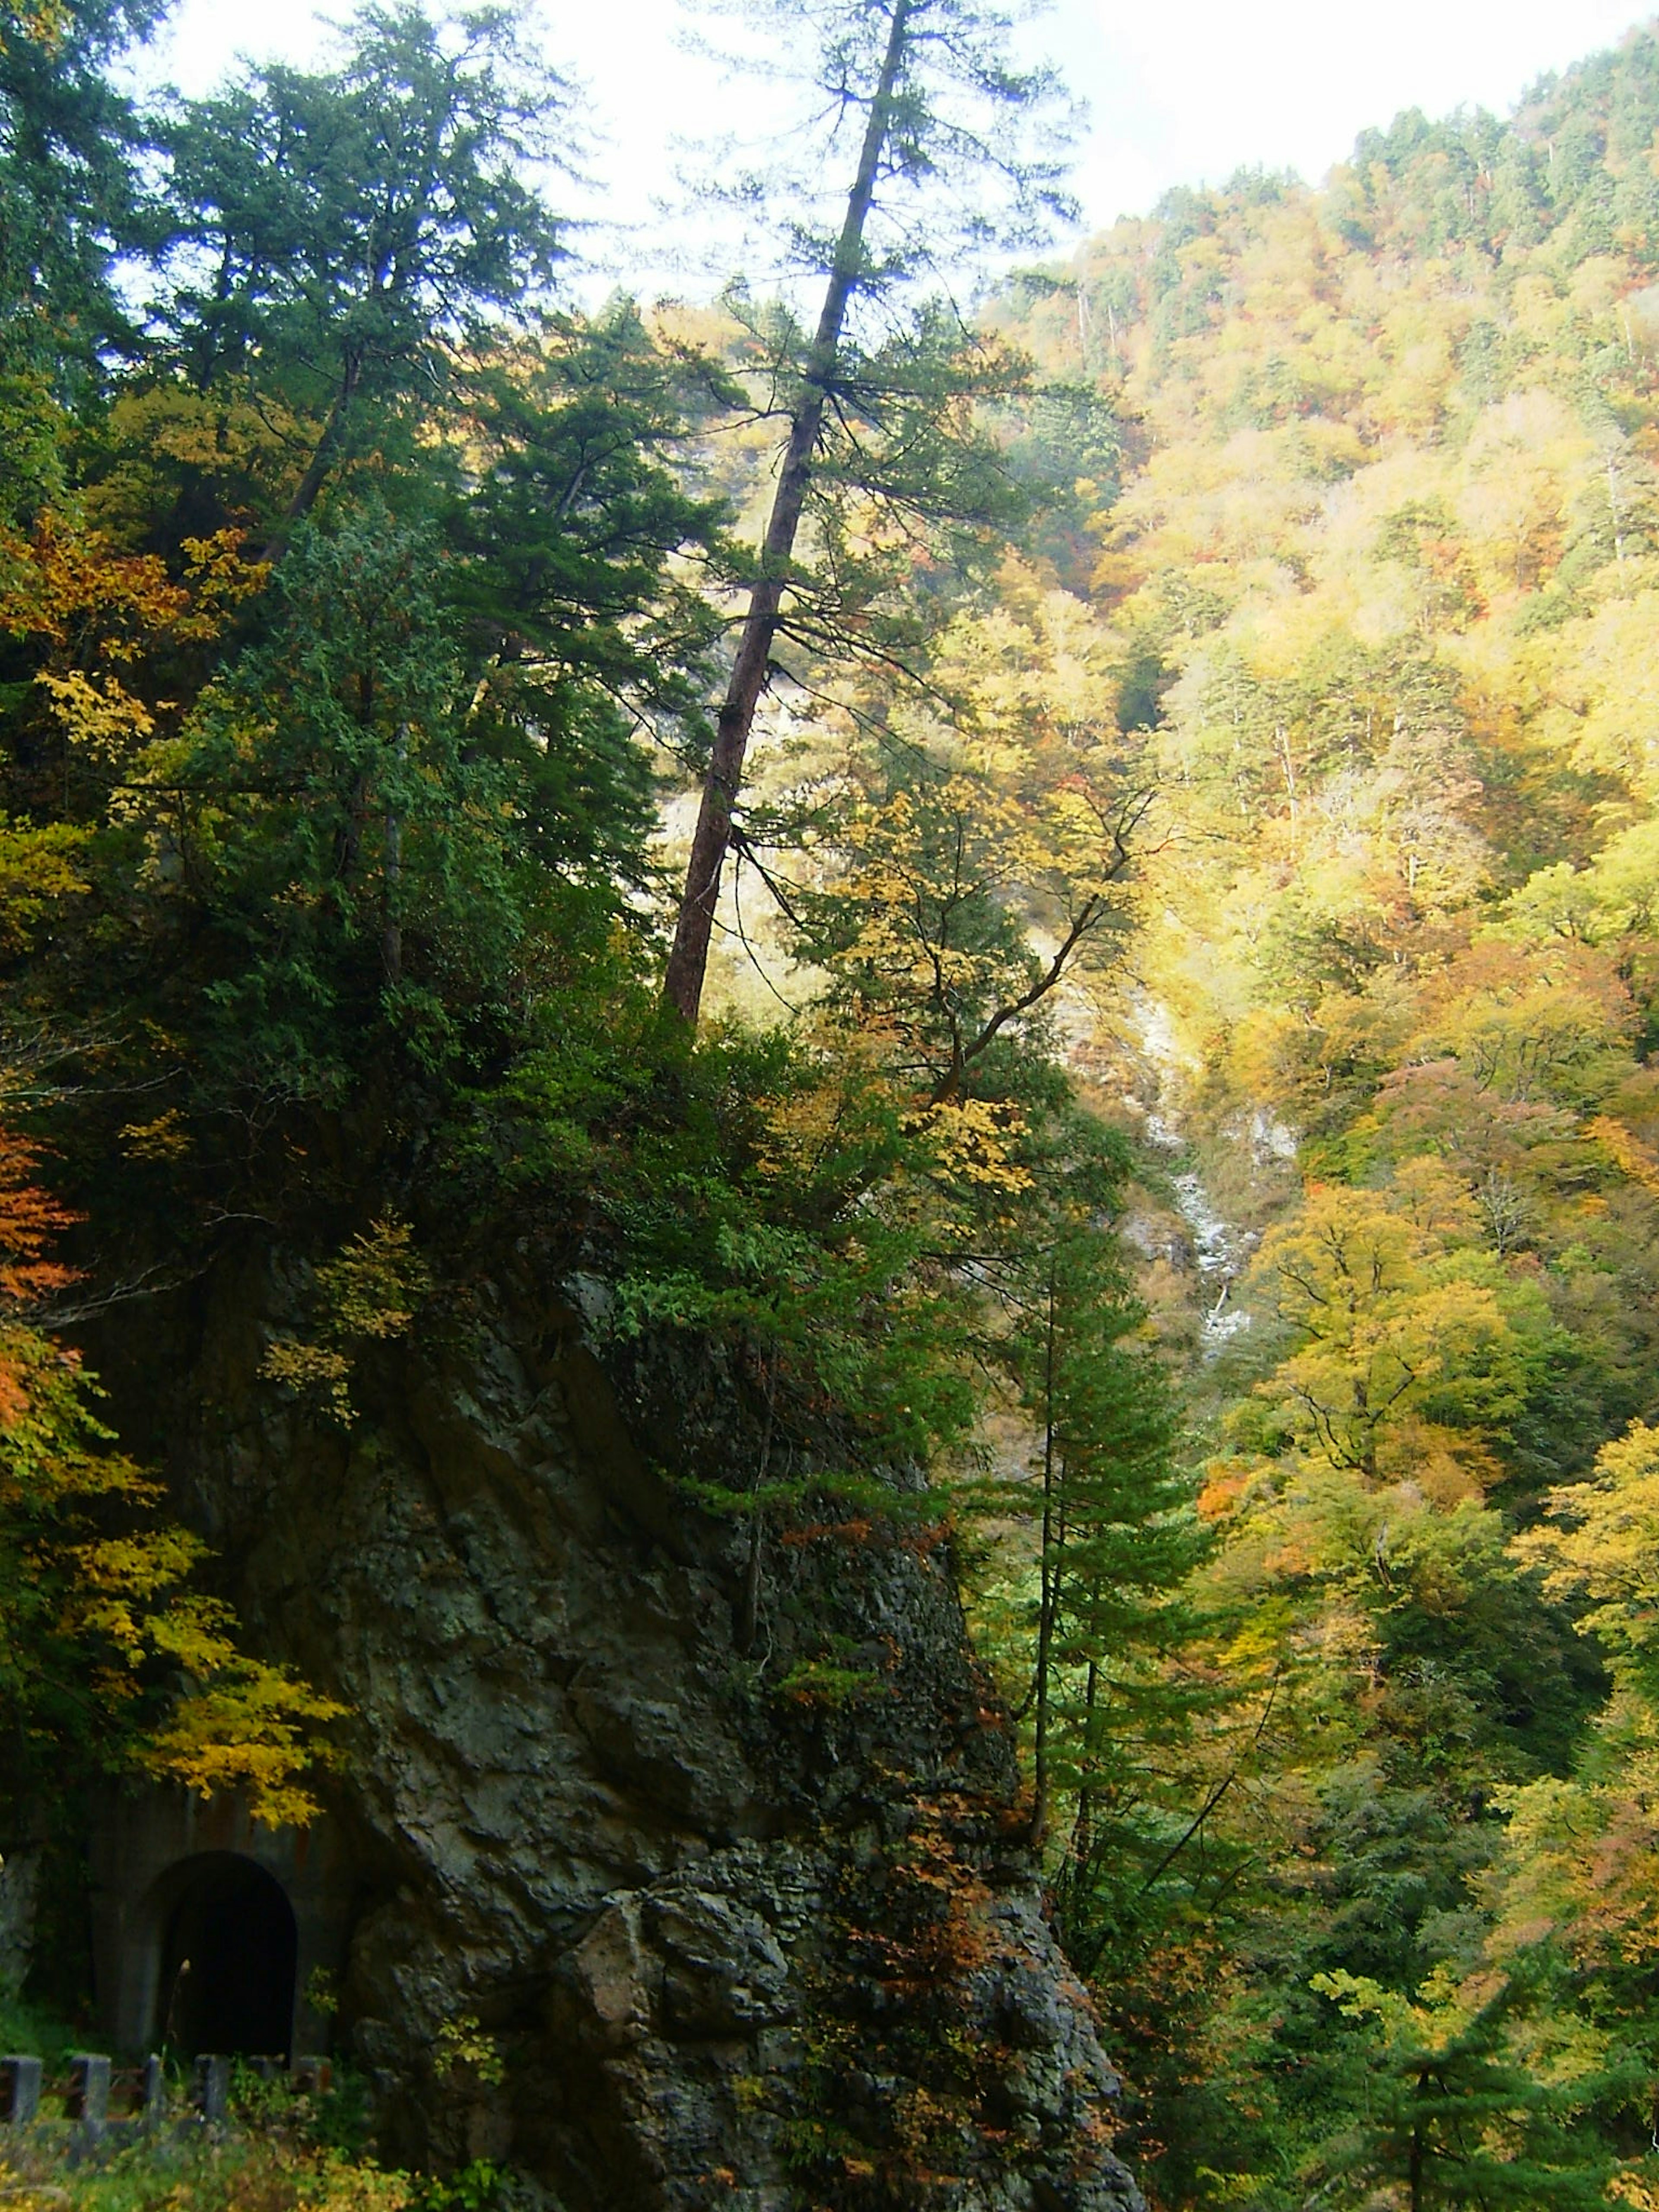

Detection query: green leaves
xmin=154 ymin=4 xmax=567 ymax=420
xmin=1307 ymin=1958 xmax=1621 ymax=2211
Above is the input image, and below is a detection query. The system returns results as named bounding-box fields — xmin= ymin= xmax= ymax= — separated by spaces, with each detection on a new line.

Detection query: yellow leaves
xmin=0 ymin=1116 xmax=343 ymax=1825
xmin=1385 ymin=1153 xmax=1484 ymax=1240
xmin=261 ymin=1218 xmax=429 ymax=1428
xmin=1514 ymin=1420 xmax=1659 ymax=1670
xmin=831 ymin=763 xmax=1126 ymax=1037
xmin=1488 ymin=1431 xmax=1659 ymax=1968
xmin=1257 ymin=1177 xmax=1433 ymax=1325
xmin=177 ymin=529 xmax=271 ymax=640
xmin=118 ymin=1109 xmax=191 ymax=1162
xmin=756 ymin=1073 xmax=856 ymax=1181
xmin=1485 ymin=1772 xmax=1602 ymax=1955
xmin=924 ymin=574 xmax=1125 ymax=768
xmin=0 ymin=512 xmax=269 ymax=810
xmin=1550 ymin=587 xmax=1659 ymax=804
xmin=297 ymin=2151 xmax=415 ymax=2212
xmin=316 ymin=1217 xmax=428 ymax=1341
xmin=434 ymin=2012 xmax=507 ymax=2086
xmin=1244 ymin=1170 xmax=1531 ymax=1503
xmin=1488 ymin=1700 xmax=1659 ymax=1983
xmin=905 ymin=1096 xmax=1033 ymax=1194
xmin=141 ymin=1603 xmax=348 ymax=1829
xmin=1589 ymin=1112 xmax=1659 ymax=1194
xmin=753 ymin=1018 xmax=904 ymax=1182
xmin=1312 ymin=1960 xmax=1510 ymax=2055
xmin=0 ymin=2134 xmax=416 ymax=2212
xmin=1459 ymin=390 xmax=1590 ymax=600
xmin=1214 ymin=1445 xmax=1504 ymax=1627
xmin=70 ymin=1549 xmax=219 ymax=1671
xmin=0 ymin=1 xmax=71 ymax=49
xmin=1503 ymin=817 xmax=1659 ymax=948
xmin=261 ymin=1340 xmax=355 ymax=1427
xmin=6 ymin=1415 xmax=345 ymax=1826
xmin=85 ymin=381 xmax=317 ymax=541
xmin=35 ymin=666 xmax=155 ymax=759
xmin=71 ymin=1523 xmax=207 ymax=1601
xmin=0 ymin=816 xmax=88 ymax=951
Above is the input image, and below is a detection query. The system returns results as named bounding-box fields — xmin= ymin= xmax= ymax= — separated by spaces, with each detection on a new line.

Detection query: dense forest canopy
xmin=7 ymin=1 xmax=1659 ymax=2206
xmin=985 ymin=36 xmax=1659 ymax=2207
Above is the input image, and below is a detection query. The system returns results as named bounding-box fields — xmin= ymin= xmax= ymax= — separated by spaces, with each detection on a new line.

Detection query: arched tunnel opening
xmin=156 ymin=1853 xmax=298 ymax=2059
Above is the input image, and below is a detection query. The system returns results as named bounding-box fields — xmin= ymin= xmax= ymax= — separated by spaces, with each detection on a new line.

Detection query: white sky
xmin=140 ymin=0 xmax=1656 ymax=291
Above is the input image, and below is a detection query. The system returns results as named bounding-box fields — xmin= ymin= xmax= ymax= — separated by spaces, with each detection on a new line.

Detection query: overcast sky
xmin=138 ymin=0 xmax=1656 ymax=290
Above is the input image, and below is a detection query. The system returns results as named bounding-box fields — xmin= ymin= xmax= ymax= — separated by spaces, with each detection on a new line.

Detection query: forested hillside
xmin=6 ymin=0 xmax=1659 ymax=2206
xmin=987 ymin=33 xmax=1659 ymax=2208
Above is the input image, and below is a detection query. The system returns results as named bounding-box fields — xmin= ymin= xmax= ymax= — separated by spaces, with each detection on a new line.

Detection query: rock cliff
xmin=105 ymin=1249 xmax=1142 ymax=2212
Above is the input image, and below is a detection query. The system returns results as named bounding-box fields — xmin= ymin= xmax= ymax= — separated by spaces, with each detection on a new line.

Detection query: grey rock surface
xmin=113 ymin=1255 xmax=1142 ymax=2212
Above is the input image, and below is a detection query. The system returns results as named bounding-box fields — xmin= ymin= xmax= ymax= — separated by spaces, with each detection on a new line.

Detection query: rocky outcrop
xmin=0 ymin=1843 xmax=40 ymax=1999
xmin=105 ymin=1252 xmax=1141 ymax=2212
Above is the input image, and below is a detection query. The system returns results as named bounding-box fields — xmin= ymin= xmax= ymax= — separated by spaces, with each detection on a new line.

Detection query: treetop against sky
xmin=135 ymin=0 xmax=1657 ymax=296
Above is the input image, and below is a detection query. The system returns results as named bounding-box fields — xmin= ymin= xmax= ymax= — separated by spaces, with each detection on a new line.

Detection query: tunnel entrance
xmin=157 ymin=1853 xmax=298 ymax=2059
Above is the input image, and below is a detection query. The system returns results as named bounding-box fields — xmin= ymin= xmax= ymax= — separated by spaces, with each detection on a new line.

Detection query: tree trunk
xmin=1408 ymin=2095 xmax=1425 ymax=2212
xmin=382 ymin=722 xmax=407 ymax=987
xmin=1068 ymin=1657 xmax=1100 ymax=1870
xmin=661 ymin=0 xmax=914 ymax=1026
xmin=253 ymin=350 xmax=364 ymax=566
xmin=1031 ymin=1258 xmax=1060 ymax=1848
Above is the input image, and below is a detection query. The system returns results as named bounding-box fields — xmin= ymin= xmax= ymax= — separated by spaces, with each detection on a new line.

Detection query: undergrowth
xmin=0 ymin=2066 xmax=511 ymax=2212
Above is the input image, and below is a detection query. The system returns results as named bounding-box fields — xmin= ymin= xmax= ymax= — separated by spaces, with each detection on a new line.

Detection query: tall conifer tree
xmin=663 ymin=0 xmax=1077 ymax=1022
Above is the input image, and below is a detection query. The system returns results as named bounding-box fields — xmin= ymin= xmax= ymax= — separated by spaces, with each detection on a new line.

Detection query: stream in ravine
xmin=1128 ymin=994 xmax=1287 ymax=1356
xmin=1144 ymin=1109 xmax=1254 ymax=1351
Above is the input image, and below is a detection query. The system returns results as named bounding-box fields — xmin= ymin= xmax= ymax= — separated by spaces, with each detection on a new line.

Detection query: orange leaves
xmin=0 ymin=515 xmax=267 ymax=658
xmin=1415 ymin=937 xmax=1636 ymax=1106
xmin=0 ymin=511 xmax=187 ymax=655
xmin=1197 ymin=1465 xmax=1251 ymax=1521
xmin=0 ymin=512 xmax=268 ymax=795
xmin=0 ymin=1124 xmax=79 ymax=1311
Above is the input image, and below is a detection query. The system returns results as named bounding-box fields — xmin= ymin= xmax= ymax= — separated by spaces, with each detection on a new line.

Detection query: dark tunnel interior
xmin=157 ymin=1853 xmax=297 ymax=2059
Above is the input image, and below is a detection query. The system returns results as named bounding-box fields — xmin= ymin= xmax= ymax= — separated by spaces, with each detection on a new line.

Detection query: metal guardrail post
xmin=66 ymin=2053 xmax=111 ymax=2139
xmin=0 ymin=2055 xmax=41 ymax=2123
xmin=192 ymin=2052 xmax=231 ymax=2124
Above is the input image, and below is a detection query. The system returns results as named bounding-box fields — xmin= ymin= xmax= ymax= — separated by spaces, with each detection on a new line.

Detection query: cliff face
xmin=114 ymin=1250 xmax=1141 ymax=2212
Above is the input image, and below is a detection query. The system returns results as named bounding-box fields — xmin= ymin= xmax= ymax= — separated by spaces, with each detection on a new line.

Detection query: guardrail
xmin=0 ymin=2051 xmax=333 ymax=2143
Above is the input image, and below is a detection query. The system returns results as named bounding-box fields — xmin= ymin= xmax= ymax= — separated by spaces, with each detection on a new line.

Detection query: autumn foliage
xmin=0 ymin=1125 xmax=340 ymax=1828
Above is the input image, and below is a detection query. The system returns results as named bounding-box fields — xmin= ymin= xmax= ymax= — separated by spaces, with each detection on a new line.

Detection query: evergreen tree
xmin=662 ymin=0 xmax=1078 ymax=1022
xmin=152 ymin=1 xmax=569 ymax=551
xmin=0 ymin=0 xmax=163 ymax=392
xmin=1309 ymin=1962 xmax=1620 ymax=2212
